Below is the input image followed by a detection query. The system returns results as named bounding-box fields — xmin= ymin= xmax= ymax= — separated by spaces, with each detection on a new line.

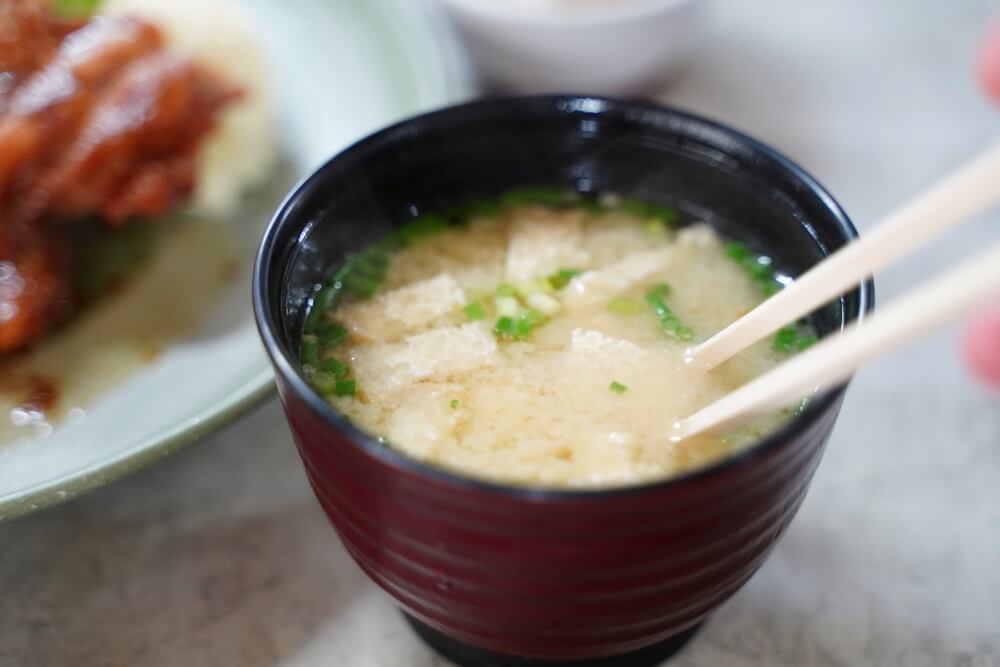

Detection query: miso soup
xmin=300 ymin=191 xmax=814 ymax=488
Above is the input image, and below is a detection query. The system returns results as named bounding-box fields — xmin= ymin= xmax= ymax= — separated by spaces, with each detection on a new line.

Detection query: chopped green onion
xmin=515 ymin=308 xmax=545 ymax=338
xmin=310 ymin=371 xmax=341 ymax=395
xmin=493 ymin=316 xmax=517 ymax=339
xmin=316 ymin=319 xmax=349 ymax=349
xmin=726 ymin=242 xmax=817 ymax=353
xmin=643 ymin=219 xmax=668 ymax=236
xmin=495 ymin=283 xmax=518 ymax=298
xmin=772 ymin=325 xmax=818 ymax=353
xmin=342 ymin=272 xmax=380 ymax=299
xmin=794 ymin=397 xmax=810 ymax=417
xmin=748 ymin=260 xmax=774 ymax=283
xmin=799 ymin=333 xmax=818 ymax=349
xmin=607 ymin=297 xmax=643 ymax=315
xmin=330 ymin=241 xmax=395 ymax=301
xmin=772 ymin=326 xmax=797 ymax=351
xmin=725 ymin=241 xmax=784 ymax=296
xmin=644 ymin=283 xmax=694 ymax=341
xmin=317 ymin=356 xmax=350 ymax=378
xmin=725 ymin=242 xmax=752 ymax=263
xmin=329 ymin=259 xmax=355 ymax=288
xmin=333 ymin=379 xmax=357 ymax=397
xmin=450 ymin=399 xmax=460 ymax=410
xmin=300 ymin=335 xmax=319 ymax=364
xmin=358 ymin=244 xmax=392 ymax=265
xmin=651 ymin=282 xmax=671 ymax=297
xmin=463 ymin=301 xmax=486 ymax=321
xmin=493 ymin=308 xmax=546 ymax=341
xmin=617 ymin=199 xmax=679 ymax=226
xmin=394 ymin=214 xmax=449 ymax=246
xmin=351 ymin=249 xmax=390 ymax=275
xmin=546 ymin=268 xmax=583 ymax=290
xmin=307 ymin=346 xmax=356 ymax=396
xmin=609 ymin=381 xmax=628 ymax=394
xmin=304 ymin=286 xmax=337 ymax=334
xmin=522 ymin=308 xmax=546 ymax=325
xmin=762 ymin=281 xmax=783 ymax=297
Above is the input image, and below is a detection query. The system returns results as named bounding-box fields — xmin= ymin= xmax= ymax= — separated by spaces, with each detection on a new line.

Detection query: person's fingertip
xmin=977 ymin=20 xmax=1000 ymax=104
xmin=962 ymin=303 xmax=1000 ymax=388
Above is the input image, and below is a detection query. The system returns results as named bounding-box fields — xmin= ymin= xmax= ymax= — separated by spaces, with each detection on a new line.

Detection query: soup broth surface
xmin=302 ymin=195 xmax=812 ymax=488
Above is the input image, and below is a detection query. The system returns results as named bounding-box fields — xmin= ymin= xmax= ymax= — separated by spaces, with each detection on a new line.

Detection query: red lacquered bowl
xmin=253 ymin=96 xmax=873 ymax=666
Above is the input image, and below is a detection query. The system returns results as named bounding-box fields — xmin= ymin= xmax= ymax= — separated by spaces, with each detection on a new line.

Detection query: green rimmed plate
xmin=0 ymin=0 xmax=473 ymax=521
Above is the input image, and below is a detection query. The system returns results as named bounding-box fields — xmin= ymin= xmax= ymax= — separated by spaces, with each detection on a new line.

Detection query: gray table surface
xmin=2 ymin=1 xmax=999 ymax=665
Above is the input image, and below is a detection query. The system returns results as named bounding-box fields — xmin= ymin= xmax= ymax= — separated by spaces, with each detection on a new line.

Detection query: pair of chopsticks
xmin=674 ymin=142 xmax=1000 ymax=440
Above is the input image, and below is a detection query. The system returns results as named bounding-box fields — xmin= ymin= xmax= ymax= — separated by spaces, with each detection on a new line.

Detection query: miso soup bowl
xmin=253 ymin=96 xmax=873 ymax=665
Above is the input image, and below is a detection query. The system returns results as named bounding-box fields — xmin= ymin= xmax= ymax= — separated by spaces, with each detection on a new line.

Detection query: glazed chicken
xmin=0 ymin=0 xmax=239 ymax=354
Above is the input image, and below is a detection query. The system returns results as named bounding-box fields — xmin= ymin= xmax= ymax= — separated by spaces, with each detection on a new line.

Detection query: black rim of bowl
xmin=253 ymin=94 xmax=875 ymax=501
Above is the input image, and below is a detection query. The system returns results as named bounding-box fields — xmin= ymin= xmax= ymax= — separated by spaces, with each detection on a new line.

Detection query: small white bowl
xmin=438 ymin=0 xmax=705 ymax=94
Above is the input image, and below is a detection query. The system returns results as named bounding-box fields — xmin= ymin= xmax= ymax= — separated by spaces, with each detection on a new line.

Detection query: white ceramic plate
xmin=0 ymin=0 xmax=472 ymax=520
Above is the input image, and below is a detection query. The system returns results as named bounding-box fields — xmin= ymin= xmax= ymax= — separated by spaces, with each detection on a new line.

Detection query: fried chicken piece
xmin=0 ymin=15 xmax=169 ymax=221
xmin=33 ymin=51 xmax=239 ymax=225
xmin=0 ymin=3 xmax=239 ymax=354
xmin=0 ymin=223 xmax=69 ymax=354
xmin=0 ymin=0 xmax=81 ymax=96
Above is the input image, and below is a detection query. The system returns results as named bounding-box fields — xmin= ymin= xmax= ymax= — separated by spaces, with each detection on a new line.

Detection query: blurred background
xmin=1 ymin=0 xmax=997 ymax=665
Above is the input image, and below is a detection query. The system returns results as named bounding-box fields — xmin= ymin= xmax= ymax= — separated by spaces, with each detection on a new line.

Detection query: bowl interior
xmin=256 ymin=95 xmax=870 ymax=487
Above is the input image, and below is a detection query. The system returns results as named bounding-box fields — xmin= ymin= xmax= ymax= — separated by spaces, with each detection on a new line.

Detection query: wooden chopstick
xmin=673 ymin=241 xmax=1000 ymax=441
xmin=687 ymin=142 xmax=1000 ymax=370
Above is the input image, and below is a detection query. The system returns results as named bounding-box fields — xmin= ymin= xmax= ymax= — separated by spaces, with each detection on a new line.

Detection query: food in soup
xmin=301 ymin=191 xmax=815 ymax=488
